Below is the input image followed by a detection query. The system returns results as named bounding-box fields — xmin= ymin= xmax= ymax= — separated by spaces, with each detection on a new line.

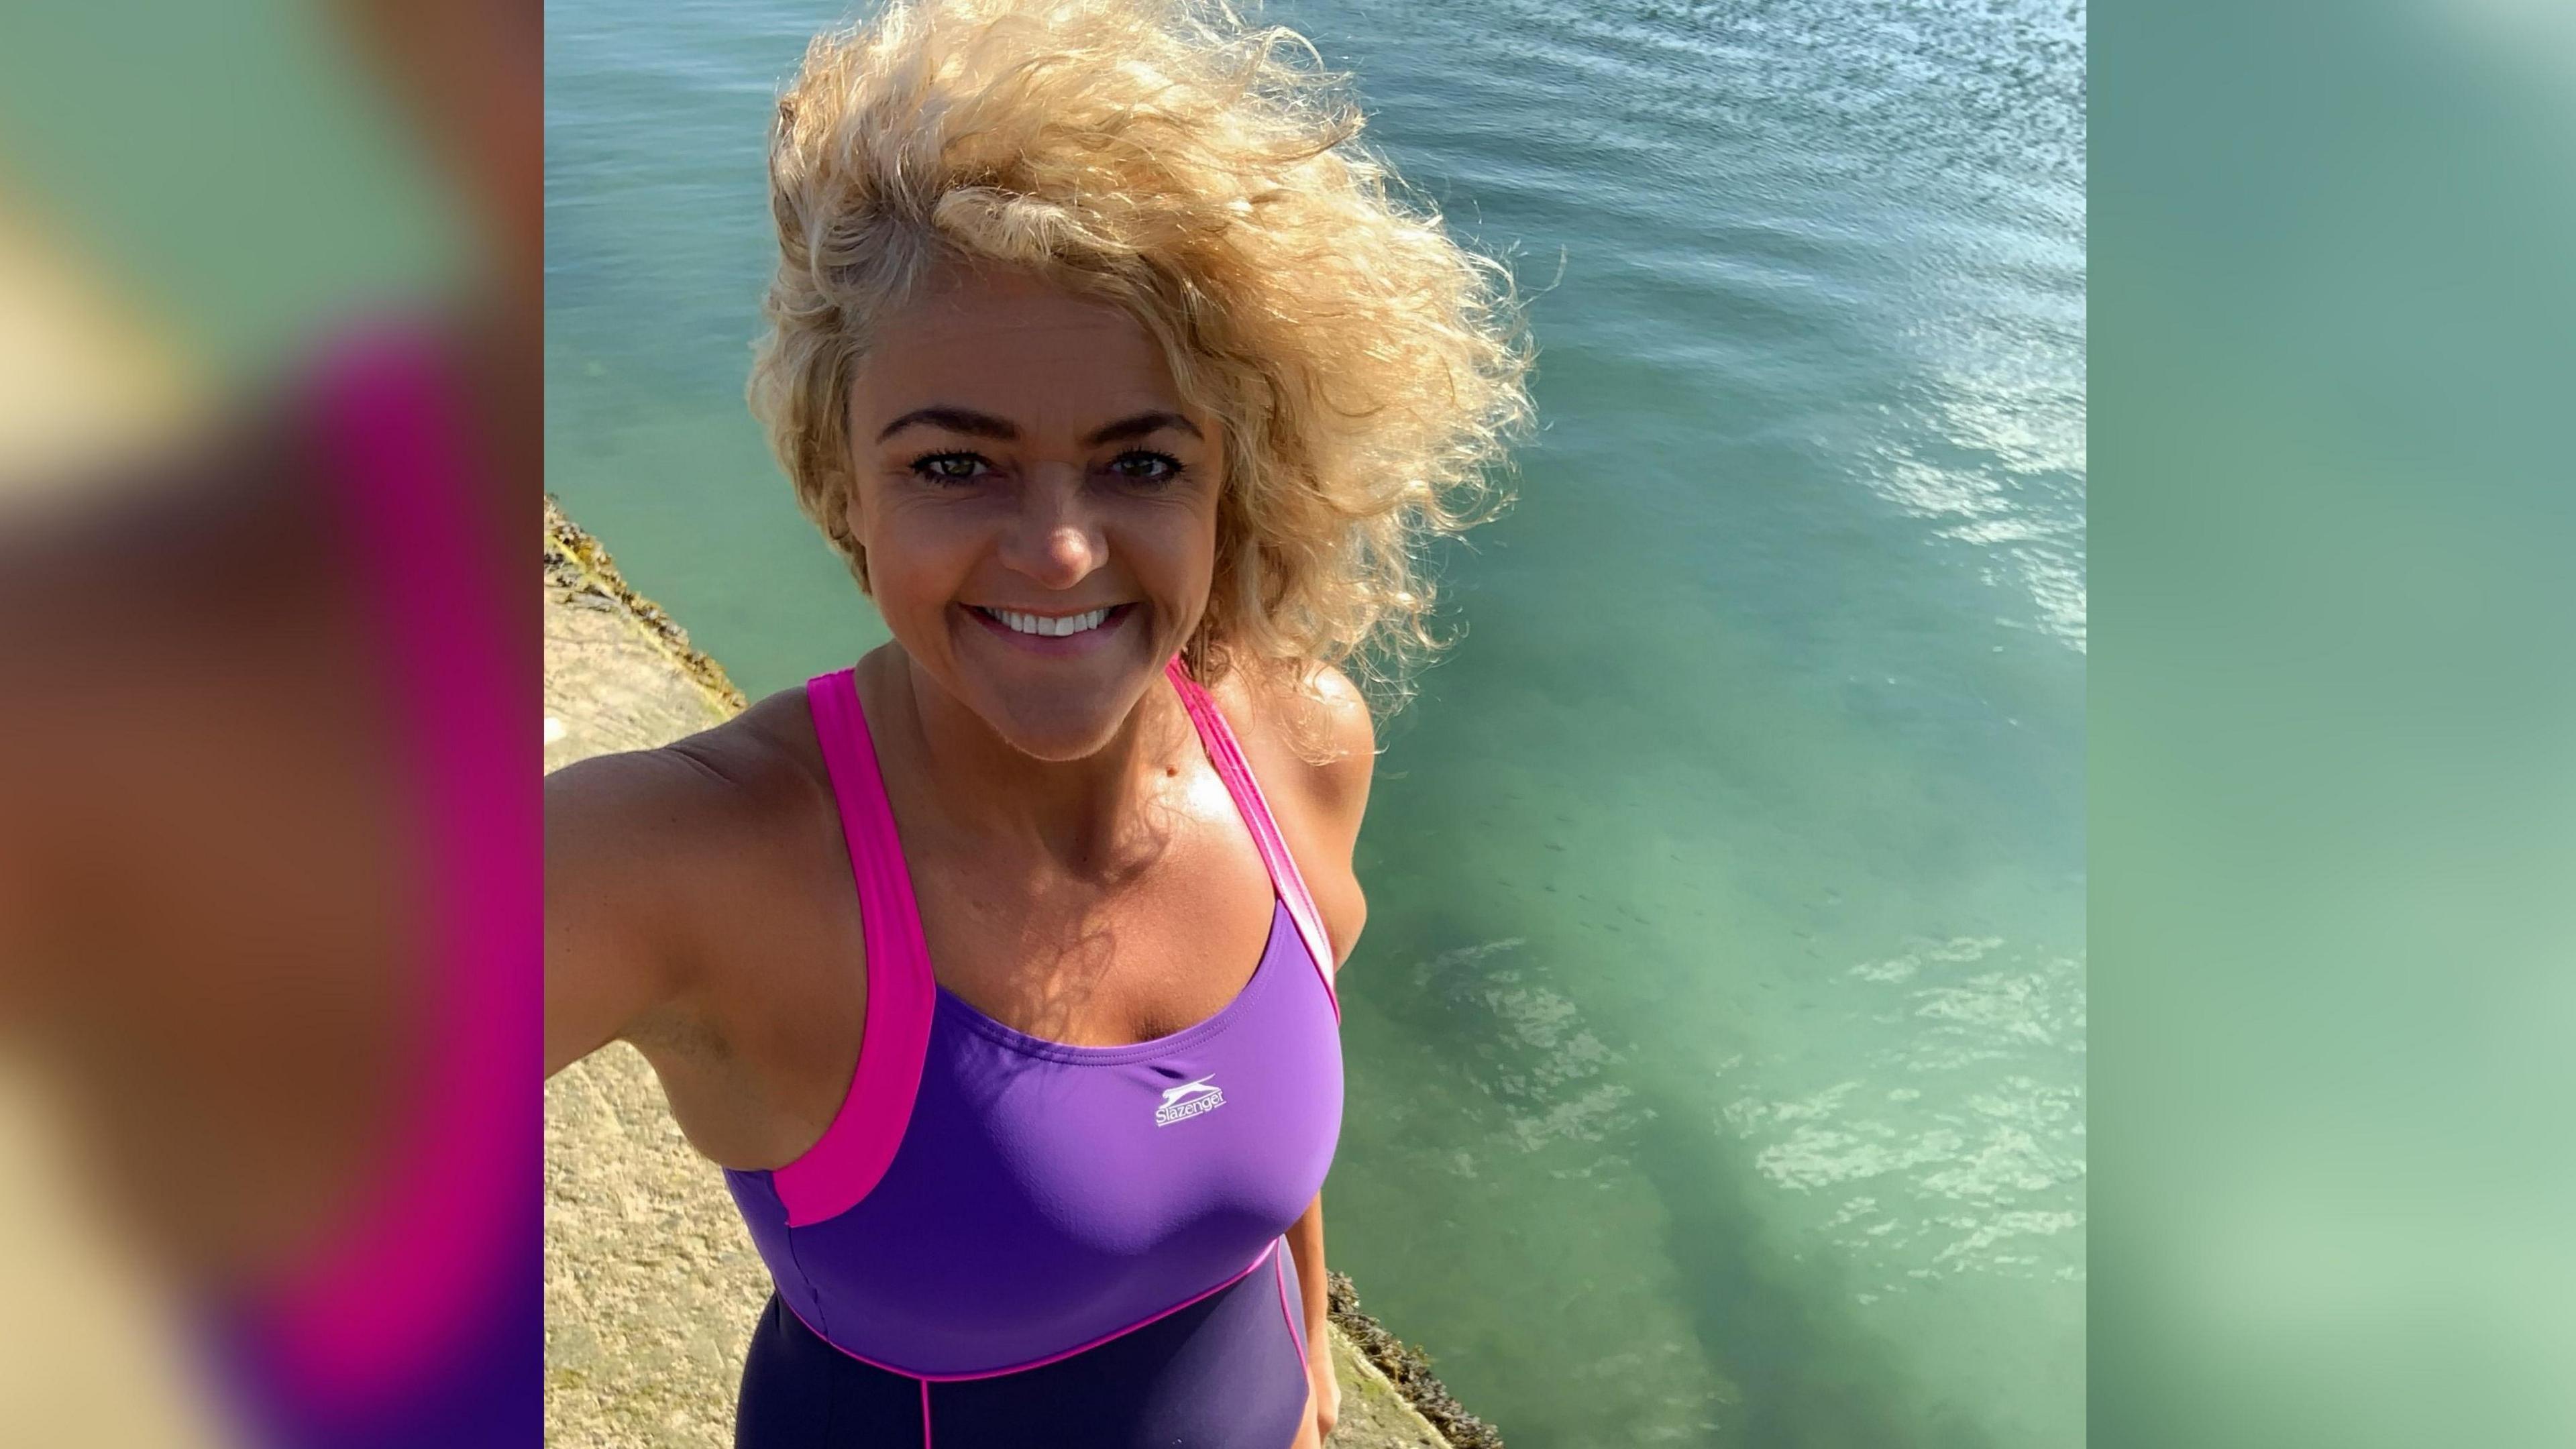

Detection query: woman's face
xmin=845 ymin=265 xmax=1224 ymax=760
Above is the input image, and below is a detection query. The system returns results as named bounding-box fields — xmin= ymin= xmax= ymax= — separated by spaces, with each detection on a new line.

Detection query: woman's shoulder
xmin=543 ymin=684 xmax=848 ymax=1075
xmin=1209 ymin=659 xmax=1375 ymax=839
xmin=679 ymin=684 xmax=835 ymax=796
xmin=547 ymin=684 xmax=835 ymax=872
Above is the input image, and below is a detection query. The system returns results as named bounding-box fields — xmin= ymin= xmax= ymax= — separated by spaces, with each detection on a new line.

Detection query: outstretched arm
xmin=543 ymin=748 xmax=723 ymax=1077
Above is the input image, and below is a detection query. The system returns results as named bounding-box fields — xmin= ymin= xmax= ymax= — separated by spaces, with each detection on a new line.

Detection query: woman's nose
xmin=999 ymin=468 xmax=1104 ymax=589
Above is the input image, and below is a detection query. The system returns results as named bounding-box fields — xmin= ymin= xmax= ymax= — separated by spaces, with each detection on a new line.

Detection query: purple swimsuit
xmin=724 ymin=659 xmax=1345 ymax=1446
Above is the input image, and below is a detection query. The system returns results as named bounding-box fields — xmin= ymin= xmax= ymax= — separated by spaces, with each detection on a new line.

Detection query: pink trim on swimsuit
xmin=773 ymin=669 xmax=942 ymax=1228
xmin=1163 ymin=657 xmax=1343 ymax=1022
xmin=782 ymin=1239 xmax=1286 ymax=1382
xmin=1273 ymin=1248 xmax=1310 ymax=1376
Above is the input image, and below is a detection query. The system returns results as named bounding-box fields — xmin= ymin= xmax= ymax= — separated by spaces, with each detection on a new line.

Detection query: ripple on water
xmin=1723 ymin=936 xmax=2086 ymax=1286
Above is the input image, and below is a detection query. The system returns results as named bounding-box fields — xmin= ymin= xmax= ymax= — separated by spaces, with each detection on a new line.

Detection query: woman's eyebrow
xmin=1083 ymin=411 xmax=1202 ymax=447
xmin=871 ymin=407 xmax=1199 ymax=446
xmin=875 ymin=405 xmax=1018 ymax=443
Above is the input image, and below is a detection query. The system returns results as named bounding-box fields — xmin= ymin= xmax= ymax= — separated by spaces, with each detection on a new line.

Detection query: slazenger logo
xmin=1154 ymin=1075 xmax=1226 ymax=1127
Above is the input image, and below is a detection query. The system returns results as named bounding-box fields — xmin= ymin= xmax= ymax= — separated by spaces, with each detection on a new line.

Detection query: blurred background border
xmin=2092 ymin=0 xmax=2575 ymax=1444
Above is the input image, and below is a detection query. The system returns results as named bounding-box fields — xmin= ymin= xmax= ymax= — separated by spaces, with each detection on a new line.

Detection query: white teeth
xmin=987 ymin=606 xmax=1112 ymax=637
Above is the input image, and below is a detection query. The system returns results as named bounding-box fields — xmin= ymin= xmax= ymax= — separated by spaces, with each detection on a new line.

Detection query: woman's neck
xmin=871 ymin=647 xmax=1202 ymax=878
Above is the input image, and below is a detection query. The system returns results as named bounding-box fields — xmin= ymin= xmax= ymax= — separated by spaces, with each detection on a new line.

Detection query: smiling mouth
xmin=969 ymin=603 xmax=1134 ymax=638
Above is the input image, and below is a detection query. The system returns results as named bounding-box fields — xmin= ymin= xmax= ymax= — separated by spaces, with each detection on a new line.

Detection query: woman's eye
xmin=908 ymin=452 xmax=989 ymax=484
xmin=1107 ymin=451 xmax=1185 ymax=485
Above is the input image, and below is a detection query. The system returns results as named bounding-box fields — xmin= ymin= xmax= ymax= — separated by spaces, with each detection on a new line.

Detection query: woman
xmin=545 ymin=1 xmax=1530 ymax=1444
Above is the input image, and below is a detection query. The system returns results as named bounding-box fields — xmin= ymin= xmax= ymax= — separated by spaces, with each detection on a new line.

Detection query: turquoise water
xmin=547 ymin=1 xmax=2084 ymax=1445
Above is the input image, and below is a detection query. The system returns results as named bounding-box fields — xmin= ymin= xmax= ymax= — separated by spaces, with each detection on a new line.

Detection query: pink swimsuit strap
xmin=1158 ymin=656 xmax=1342 ymax=1012
xmin=774 ymin=666 xmax=943 ymax=1227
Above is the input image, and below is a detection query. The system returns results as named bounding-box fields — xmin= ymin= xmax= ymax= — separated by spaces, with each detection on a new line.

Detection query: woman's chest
xmin=906 ymin=820 xmax=1281 ymax=1049
xmin=753 ymin=923 xmax=1344 ymax=1374
xmin=856 ymin=958 xmax=1342 ymax=1246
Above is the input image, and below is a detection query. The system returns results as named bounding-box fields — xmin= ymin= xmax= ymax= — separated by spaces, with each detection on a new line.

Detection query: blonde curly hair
xmin=749 ymin=0 xmax=1534 ymax=712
